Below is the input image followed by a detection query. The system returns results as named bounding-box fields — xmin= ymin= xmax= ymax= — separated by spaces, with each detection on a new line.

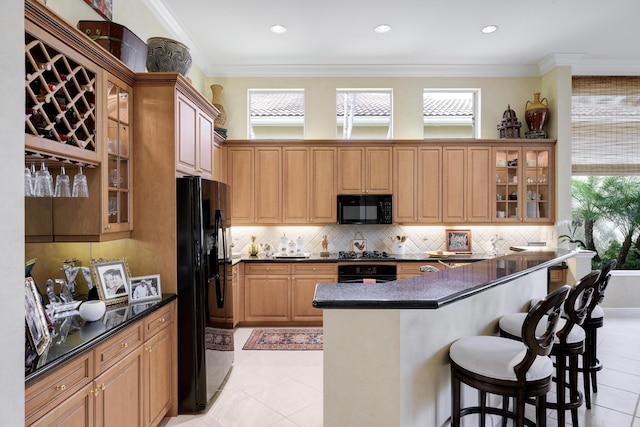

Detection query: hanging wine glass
xmin=72 ymin=166 xmax=89 ymax=198
xmin=24 ymin=166 xmax=35 ymax=197
xmin=33 ymin=162 xmax=54 ymax=197
xmin=54 ymin=166 xmax=71 ymax=197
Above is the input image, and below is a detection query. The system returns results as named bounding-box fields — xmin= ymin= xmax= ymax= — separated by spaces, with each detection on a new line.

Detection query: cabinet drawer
xmin=143 ymin=302 xmax=174 ymax=340
xmin=245 ymin=263 xmax=291 ymax=275
xmin=25 ymin=351 xmax=93 ymax=423
xmin=292 ymin=263 xmax=336 ymax=276
xmin=94 ymin=322 xmax=143 ymax=375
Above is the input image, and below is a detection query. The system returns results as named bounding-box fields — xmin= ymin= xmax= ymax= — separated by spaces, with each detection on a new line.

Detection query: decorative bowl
xmin=79 ymin=300 xmax=106 ymax=322
xmin=146 ymin=37 xmax=192 ymax=76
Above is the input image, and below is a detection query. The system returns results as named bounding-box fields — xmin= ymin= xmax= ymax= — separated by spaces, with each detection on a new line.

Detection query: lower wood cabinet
xmin=242 ymin=263 xmax=336 ymax=325
xmin=396 ymin=262 xmax=447 ymax=279
xmin=25 ymin=300 xmax=176 ymax=427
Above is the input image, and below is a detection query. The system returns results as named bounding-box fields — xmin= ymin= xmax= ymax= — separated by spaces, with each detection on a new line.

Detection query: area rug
xmin=205 ymin=327 xmax=234 ymax=351
xmin=243 ymin=328 xmax=323 ymax=351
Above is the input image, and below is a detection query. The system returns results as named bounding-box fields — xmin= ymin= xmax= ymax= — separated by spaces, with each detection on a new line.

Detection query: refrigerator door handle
xmin=214 ymin=209 xmax=225 ymax=309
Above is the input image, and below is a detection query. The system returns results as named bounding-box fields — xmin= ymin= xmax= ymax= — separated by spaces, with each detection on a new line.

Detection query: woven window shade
xmin=572 ymin=76 xmax=640 ymax=175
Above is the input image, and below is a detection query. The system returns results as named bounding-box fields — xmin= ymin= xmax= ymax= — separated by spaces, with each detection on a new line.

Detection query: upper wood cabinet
xmin=283 ymin=147 xmax=337 ymax=224
xmin=337 ymin=146 xmax=392 ymax=194
xmin=176 ymin=92 xmax=214 ymax=180
xmin=25 ymin=1 xmax=136 ymax=242
xmin=394 ymin=146 xmax=442 ymax=223
xmin=442 ymin=146 xmax=491 ymax=223
xmin=493 ymin=145 xmax=554 ymax=223
xmin=227 ymin=146 xmax=281 ymax=225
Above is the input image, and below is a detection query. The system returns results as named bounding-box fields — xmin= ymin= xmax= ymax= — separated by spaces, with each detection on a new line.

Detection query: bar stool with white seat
xmin=498 ymin=270 xmax=600 ymax=427
xmin=581 ymin=259 xmax=616 ymax=409
xmin=449 ymin=285 xmax=570 ymax=427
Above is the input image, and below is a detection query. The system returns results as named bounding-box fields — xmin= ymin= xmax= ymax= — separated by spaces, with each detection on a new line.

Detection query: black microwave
xmin=337 ymin=195 xmax=393 ymax=224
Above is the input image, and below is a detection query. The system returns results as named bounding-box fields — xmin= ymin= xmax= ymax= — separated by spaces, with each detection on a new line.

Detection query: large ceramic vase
xmin=210 ymin=84 xmax=227 ymax=128
xmin=525 ymin=92 xmax=549 ymax=133
xmin=146 ymin=37 xmax=192 ymax=77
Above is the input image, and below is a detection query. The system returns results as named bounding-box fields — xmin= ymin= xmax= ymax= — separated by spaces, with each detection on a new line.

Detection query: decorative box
xmin=78 ymin=21 xmax=148 ymax=72
xmin=497 ymin=104 xmax=522 ymax=138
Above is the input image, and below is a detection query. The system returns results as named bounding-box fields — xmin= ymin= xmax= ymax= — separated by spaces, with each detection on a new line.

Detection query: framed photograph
xmin=83 ymin=0 xmax=113 ymax=21
xmin=103 ymin=306 xmax=129 ymax=330
xmin=25 ymin=277 xmax=51 ymax=355
xmin=129 ymin=274 xmax=162 ymax=303
xmin=446 ymin=229 xmax=472 ymax=253
xmin=91 ymin=258 xmax=130 ymax=306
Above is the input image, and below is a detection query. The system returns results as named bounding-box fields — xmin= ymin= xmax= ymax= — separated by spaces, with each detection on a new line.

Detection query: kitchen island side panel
xmin=322 ymin=268 xmax=547 ymax=427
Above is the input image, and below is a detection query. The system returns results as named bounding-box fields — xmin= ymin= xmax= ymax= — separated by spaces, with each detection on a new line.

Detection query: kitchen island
xmin=312 ymin=249 xmax=575 ymax=427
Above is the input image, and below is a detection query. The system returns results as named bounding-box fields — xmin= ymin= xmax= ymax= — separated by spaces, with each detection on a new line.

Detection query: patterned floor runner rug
xmin=243 ymin=328 xmax=323 ymax=350
xmin=205 ymin=327 xmax=235 ymax=351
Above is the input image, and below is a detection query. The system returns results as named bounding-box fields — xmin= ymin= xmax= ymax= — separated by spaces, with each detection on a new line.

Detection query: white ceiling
xmin=145 ymin=0 xmax=640 ymax=77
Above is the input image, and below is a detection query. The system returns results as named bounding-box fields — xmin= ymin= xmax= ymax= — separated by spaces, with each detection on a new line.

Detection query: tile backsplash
xmin=231 ymin=224 xmax=558 ymax=257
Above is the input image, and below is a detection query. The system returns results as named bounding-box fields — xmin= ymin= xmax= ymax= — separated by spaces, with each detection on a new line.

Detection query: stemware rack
xmin=25 ymin=148 xmax=98 ymax=170
xmin=25 ymin=34 xmax=97 ymax=152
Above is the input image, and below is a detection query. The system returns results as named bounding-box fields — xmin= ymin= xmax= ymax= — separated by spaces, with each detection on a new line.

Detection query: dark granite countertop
xmin=236 ymin=253 xmax=492 ymax=263
xmin=25 ymin=294 xmax=177 ymax=384
xmin=312 ymin=250 xmax=574 ymax=310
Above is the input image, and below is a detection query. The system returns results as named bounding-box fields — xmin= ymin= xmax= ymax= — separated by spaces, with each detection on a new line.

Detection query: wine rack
xmin=25 ymin=33 xmax=97 ymax=151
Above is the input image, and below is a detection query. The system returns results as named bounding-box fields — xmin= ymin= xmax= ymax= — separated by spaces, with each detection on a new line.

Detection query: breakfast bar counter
xmin=312 ymin=249 xmax=575 ymax=427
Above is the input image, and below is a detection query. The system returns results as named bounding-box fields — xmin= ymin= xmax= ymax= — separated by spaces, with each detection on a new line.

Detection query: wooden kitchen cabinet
xmin=283 ymin=147 xmax=337 ymax=223
xmin=442 ymin=146 xmax=491 ymax=223
xmin=244 ymin=262 xmax=291 ymax=322
xmin=93 ymin=346 xmax=144 ymax=427
xmin=291 ymin=263 xmax=336 ymax=321
xmin=25 ymin=3 xmax=137 ymax=241
xmin=396 ymin=262 xmax=448 ymax=279
xmin=242 ymin=262 xmax=329 ymax=325
xmin=337 ymin=146 xmax=392 ymax=194
xmin=493 ymin=145 xmax=554 ymax=223
xmin=228 ymin=146 xmax=282 ymax=224
xmin=30 ymin=382 xmax=94 ymax=427
xmin=394 ymin=146 xmax=442 ymax=223
xmin=176 ymin=92 xmax=214 ymax=180
xmin=25 ymin=300 xmax=176 ymax=427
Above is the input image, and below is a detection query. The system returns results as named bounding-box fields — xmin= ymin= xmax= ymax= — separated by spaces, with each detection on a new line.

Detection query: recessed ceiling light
xmin=270 ymin=25 xmax=287 ymax=34
xmin=481 ymin=25 xmax=498 ymax=34
xmin=374 ymin=24 xmax=392 ymax=34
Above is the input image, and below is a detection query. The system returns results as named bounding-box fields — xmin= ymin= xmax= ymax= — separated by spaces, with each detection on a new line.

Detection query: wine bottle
xmin=26 ymin=62 xmax=52 ymax=80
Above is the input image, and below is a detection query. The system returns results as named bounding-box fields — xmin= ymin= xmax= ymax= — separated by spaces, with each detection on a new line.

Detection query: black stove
xmin=338 ymin=250 xmax=395 ymax=260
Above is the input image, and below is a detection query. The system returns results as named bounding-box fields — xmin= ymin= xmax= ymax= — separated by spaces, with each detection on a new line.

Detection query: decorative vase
xmin=247 ymin=235 xmax=259 ymax=256
xmin=146 ymin=37 xmax=192 ymax=77
xmin=210 ymin=84 xmax=227 ymax=128
xmin=525 ymin=92 xmax=549 ymax=136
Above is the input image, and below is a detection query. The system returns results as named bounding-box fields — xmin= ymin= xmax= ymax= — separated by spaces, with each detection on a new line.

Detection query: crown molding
xmin=204 ymin=63 xmax=542 ymax=78
xmin=571 ymin=60 xmax=640 ymax=76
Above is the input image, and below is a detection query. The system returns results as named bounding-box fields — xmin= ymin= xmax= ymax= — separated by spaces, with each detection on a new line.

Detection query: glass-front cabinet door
xmin=104 ymin=77 xmax=132 ymax=233
xmin=493 ymin=146 xmax=553 ymax=223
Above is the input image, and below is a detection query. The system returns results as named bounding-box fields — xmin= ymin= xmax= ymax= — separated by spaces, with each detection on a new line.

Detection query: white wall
xmin=1 ymin=1 xmax=26 ymax=423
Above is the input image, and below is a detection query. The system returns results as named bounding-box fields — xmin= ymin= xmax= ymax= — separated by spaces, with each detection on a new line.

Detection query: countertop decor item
xmin=350 ymin=232 xmax=367 ymax=254
xmin=78 ymin=299 xmax=106 ymax=322
xmin=497 ymin=104 xmax=522 ymax=138
xmin=146 ymin=37 xmax=192 ymax=76
xmin=248 ymin=235 xmax=260 ymax=256
xmin=445 ymin=229 xmax=472 ymax=253
xmin=525 ymin=92 xmax=550 ymax=139
xmin=78 ymin=21 xmax=148 ymax=72
xmin=321 ymin=235 xmax=329 ymax=257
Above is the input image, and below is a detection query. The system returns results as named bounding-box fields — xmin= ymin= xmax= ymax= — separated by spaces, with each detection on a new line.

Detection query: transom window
xmin=423 ymin=90 xmax=478 ymax=138
xmin=336 ymin=89 xmax=392 ymax=139
xmin=248 ymin=89 xmax=304 ymax=139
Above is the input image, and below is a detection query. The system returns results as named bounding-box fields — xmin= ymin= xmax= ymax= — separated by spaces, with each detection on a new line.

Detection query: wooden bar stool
xmin=499 ymin=270 xmax=600 ymax=427
xmin=581 ymin=260 xmax=616 ymax=409
xmin=449 ymin=286 xmax=570 ymax=427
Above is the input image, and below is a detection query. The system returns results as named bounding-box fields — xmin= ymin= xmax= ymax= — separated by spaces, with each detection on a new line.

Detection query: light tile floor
xmin=160 ymin=309 xmax=640 ymax=427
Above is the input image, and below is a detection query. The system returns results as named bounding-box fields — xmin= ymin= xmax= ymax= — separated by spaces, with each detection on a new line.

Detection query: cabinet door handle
xmin=121 ymin=342 xmax=129 ymax=348
xmin=55 ymin=384 xmax=67 ymax=392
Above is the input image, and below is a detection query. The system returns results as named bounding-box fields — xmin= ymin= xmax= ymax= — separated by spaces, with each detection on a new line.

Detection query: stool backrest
xmin=558 ymin=270 xmax=601 ymax=342
xmin=516 ymin=285 xmax=570 ymax=378
xmin=593 ymin=260 xmax=617 ymax=307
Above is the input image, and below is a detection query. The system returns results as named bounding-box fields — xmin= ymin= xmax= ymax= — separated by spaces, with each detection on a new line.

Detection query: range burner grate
xmin=338 ymin=250 xmax=393 ymax=259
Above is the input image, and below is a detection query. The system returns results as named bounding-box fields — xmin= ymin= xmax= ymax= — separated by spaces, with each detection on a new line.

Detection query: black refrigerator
xmin=176 ymin=176 xmax=234 ymax=413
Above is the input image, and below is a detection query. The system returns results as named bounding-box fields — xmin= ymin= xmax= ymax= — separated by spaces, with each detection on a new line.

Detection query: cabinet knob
xmin=121 ymin=342 xmax=128 ymax=348
xmin=55 ymin=384 xmax=67 ymax=392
